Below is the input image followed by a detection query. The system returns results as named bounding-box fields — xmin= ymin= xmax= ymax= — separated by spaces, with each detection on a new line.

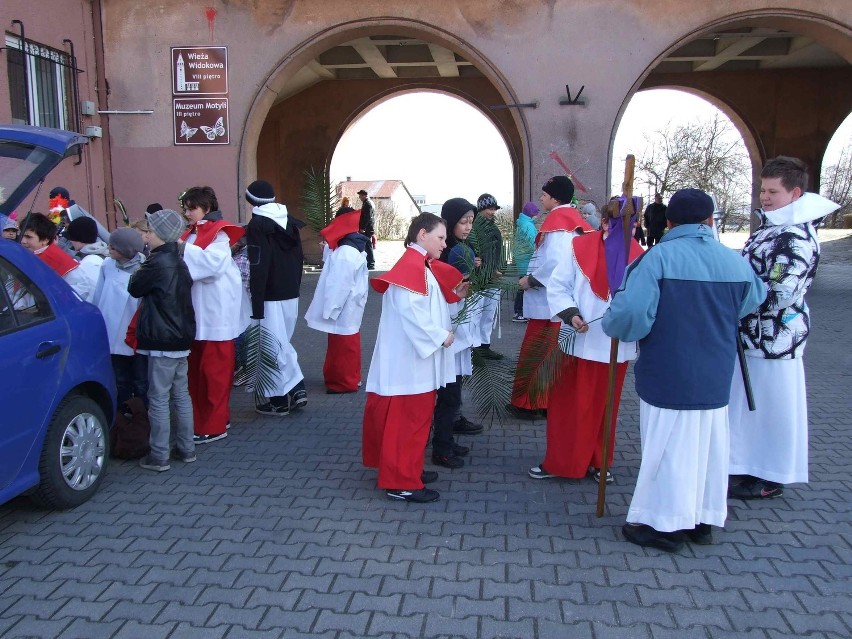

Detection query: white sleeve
xmin=322 ymin=249 xmax=357 ymax=320
xmin=183 ymin=231 xmax=232 ymax=282
xmin=531 ymin=231 xmax=574 ymax=289
xmin=387 ymin=286 xmax=448 ymax=360
xmin=545 ymin=236 xmax=579 ymax=319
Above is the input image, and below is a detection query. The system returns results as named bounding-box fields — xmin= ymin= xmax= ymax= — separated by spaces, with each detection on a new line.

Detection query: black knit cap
xmin=146 ymin=202 xmax=163 ymax=214
xmin=65 ymin=216 xmax=98 ymax=243
xmin=666 ymin=189 xmax=713 ymax=225
xmin=476 ymin=193 xmax=500 ymax=212
xmin=441 ymin=198 xmax=476 ymax=231
xmin=542 ymin=176 xmax=574 ymax=204
xmin=49 ymin=186 xmax=70 ymax=200
xmin=245 ymin=180 xmax=276 ymax=206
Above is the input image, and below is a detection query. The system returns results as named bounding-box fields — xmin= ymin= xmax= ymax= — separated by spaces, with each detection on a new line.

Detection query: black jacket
xmin=359 ymin=199 xmax=375 ymax=235
xmin=246 ymin=214 xmax=304 ymax=318
xmin=127 ymin=242 xmax=196 ymax=351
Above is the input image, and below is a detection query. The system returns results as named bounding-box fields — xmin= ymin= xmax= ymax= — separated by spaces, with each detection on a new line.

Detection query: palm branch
xmin=301 ymin=167 xmax=338 ymax=232
xmin=464 ymin=349 xmax=517 ymax=424
xmin=241 ymin=322 xmax=285 ymax=404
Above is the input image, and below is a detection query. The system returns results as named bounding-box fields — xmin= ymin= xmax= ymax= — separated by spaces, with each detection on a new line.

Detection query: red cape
xmin=182 ymin=219 xmax=244 ymax=249
xmin=321 ymin=212 xmax=360 ymax=249
xmin=536 ymin=205 xmax=592 ymax=247
xmin=371 ymin=247 xmax=463 ymax=303
xmin=38 ymin=242 xmax=79 ymax=277
xmin=572 ymin=230 xmax=644 ymax=301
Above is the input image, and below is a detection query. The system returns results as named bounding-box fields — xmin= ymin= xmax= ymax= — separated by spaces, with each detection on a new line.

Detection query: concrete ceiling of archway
xmin=273 ymin=35 xmax=484 ymax=104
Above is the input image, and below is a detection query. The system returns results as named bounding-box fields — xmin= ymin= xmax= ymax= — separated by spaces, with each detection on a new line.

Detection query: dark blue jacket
xmin=602 ymin=224 xmax=766 ymax=410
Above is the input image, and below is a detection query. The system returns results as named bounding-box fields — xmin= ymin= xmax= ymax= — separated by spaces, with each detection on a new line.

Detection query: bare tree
xmin=636 ymin=113 xmax=752 ymax=232
xmin=820 ymin=139 xmax=852 ymax=228
xmin=374 ymin=200 xmax=407 ymax=240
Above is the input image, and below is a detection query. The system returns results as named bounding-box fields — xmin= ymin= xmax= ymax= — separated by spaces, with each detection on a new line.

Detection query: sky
xmin=331 ymin=89 xmax=852 ymax=208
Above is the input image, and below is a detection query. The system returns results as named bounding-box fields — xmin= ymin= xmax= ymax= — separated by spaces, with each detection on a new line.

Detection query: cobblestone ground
xmin=1 ymin=237 xmax=850 ymax=639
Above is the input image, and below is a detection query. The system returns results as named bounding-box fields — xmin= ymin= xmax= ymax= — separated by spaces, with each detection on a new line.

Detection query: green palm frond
xmin=511 ymin=324 xmax=582 ymax=410
xmin=302 ymin=167 xmax=338 ymax=232
xmin=114 ymin=198 xmax=130 ymax=226
xmin=464 ymin=349 xmax=517 ymax=424
xmin=242 ymin=323 xmax=285 ymax=404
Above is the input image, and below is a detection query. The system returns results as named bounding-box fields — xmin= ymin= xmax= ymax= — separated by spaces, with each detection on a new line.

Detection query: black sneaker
xmin=139 ymin=455 xmax=170 ymax=472
xmin=421 ymin=471 xmax=439 ymax=484
xmin=528 ymin=465 xmax=556 ymax=479
xmin=452 ymin=416 xmax=483 ymax=435
xmin=291 ymin=389 xmax=308 ymax=409
xmin=386 ymin=488 xmax=440 ymax=503
xmin=587 ymin=466 xmax=614 ymax=484
xmin=477 ymin=347 xmax=504 ymax=360
xmin=682 ymin=523 xmax=713 ymax=545
xmin=432 ymin=454 xmax=464 ymax=469
xmin=193 ymin=432 xmax=227 ymax=445
xmin=452 ymin=443 xmax=470 ymax=457
xmin=728 ymin=476 xmax=783 ymax=500
xmin=512 ymin=314 xmax=529 ymax=323
xmin=256 ymin=402 xmax=291 ymax=416
xmin=622 ymin=523 xmax=684 ymax=552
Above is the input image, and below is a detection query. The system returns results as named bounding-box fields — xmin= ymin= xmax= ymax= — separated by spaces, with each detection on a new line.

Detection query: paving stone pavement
xmin=1 ymin=237 xmax=850 ymax=639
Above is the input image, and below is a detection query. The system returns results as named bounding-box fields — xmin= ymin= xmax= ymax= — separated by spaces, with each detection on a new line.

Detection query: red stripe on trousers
xmin=362 ymin=391 xmax=436 ymax=490
xmin=188 ymin=339 xmax=234 ymax=435
xmin=543 ymin=355 xmax=628 ymax=477
xmin=324 ymin=332 xmax=361 ymax=392
xmin=510 ymin=319 xmax=561 ymax=410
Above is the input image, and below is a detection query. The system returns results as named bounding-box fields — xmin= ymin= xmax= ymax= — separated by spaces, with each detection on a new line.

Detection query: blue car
xmin=0 ymin=125 xmax=116 ymax=508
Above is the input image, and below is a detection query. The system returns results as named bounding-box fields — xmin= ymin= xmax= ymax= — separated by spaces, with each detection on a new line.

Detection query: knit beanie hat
xmin=666 ymin=189 xmax=713 ymax=225
xmin=146 ymin=209 xmax=185 ymax=243
xmin=146 ymin=202 xmax=163 ymax=214
xmin=65 ymin=216 xmax=98 ymax=243
xmin=521 ymin=201 xmax=540 ymax=217
xmin=441 ymin=198 xmax=477 ymax=231
xmin=476 ymin=193 xmax=500 ymax=212
xmin=3 ymin=216 xmax=18 ymax=231
xmin=541 ymin=176 xmax=574 ymax=204
xmin=245 ymin=180 xmax=276 ymax=206
xmin=108 ymin=227 xmax=145 ymax=259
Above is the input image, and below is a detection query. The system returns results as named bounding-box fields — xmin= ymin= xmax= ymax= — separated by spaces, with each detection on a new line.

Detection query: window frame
xmin=0 ymin=255 xmax=56 ymax=337
xmin=5 ymin=33 xmax=78 ymax=132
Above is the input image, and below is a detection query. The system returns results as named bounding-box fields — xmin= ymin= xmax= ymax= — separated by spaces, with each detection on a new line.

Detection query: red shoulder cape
xmin=321 ymin=211 xmax=360 ymax=249
xmin=38 ymin=242 xmax=79 ymax=278
xmin=572 ymin=230 xmax=644 ymax=301
xmin=182 ymin=219 xmax=244 ymax=249
xmin=535 ymin=205 xmax=592 ymax=247
xmin=370 ymin=247 xmax=463 ymax=303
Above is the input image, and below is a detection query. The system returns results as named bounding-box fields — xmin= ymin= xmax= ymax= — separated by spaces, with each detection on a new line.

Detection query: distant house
xmin=337 ymin=179 xmax=422 ymax=219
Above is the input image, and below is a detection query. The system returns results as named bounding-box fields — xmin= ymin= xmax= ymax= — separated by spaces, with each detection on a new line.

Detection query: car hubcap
xmin=60 ymin=412 xmax=105 ymax=491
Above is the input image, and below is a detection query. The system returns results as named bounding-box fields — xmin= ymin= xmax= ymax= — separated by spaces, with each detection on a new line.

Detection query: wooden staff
xmin=597 ymin=154 xmax=636 ymax=518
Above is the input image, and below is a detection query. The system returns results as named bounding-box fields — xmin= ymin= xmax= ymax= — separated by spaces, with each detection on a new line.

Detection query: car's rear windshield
xmin=0 ymin=141 xmax=57 ymax=214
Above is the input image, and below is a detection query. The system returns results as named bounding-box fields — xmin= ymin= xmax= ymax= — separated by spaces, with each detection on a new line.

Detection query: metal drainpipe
xmin=90 ymin=0 xmax=116 ymax=230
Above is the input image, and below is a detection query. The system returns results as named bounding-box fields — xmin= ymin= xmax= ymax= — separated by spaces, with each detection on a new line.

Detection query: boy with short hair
xmin=728 ymin=156 xmax=840 ymax=500
xmin=19 ymin=212 xmax=96 ymax=301
xmin=128 ymin=209 xmax=197 ymax=472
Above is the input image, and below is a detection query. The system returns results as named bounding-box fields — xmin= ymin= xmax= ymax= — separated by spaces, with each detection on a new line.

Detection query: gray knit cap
xmin=146 ymin=209 xmax=185 ymax=243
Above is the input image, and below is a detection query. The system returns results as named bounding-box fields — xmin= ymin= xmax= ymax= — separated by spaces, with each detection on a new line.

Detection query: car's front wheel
xmin=32 ymin=395 xmax=110 ymax=509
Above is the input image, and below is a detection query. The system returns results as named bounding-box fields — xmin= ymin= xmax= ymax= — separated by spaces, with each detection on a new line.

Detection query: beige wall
xmin=1 ymin=0 xmax=110 ymax=225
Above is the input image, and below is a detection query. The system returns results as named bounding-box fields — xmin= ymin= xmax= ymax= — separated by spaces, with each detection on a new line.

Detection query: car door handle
xmin=36 ymin=342 xmax=62 ymax=359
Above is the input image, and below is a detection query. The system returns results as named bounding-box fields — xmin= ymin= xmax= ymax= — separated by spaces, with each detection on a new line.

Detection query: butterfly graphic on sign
xmin=200 ymin=117 xmax=226 ymax=141
xmin=180 ymin=120 xmax=198 ymax=141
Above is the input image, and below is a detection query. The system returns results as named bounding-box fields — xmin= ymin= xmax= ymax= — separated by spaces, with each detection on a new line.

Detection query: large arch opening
xmin=239 ymin=24 xmax=529 ymax=259
xmin=611 ymin=88 xmax=755 ymax=232
xmin=820 ymin=111 xmax=852 ymax=226
xmin=330 ymin=90 xmax=514 ymax=231
xmin=610 ymin=11 xmax=852 ymax=216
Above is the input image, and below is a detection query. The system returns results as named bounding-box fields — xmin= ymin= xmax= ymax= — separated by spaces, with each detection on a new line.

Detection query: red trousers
xmin=510 ymin=319 xmax=561 ymax=410
xmin=362 ymin=391 xmax=436 ymax=490
xmin=324 ymin=332 xmax=361 ymax=392
xmin=188 ymin=339 xmax=234 ymax=436
xmin=543 ymin=356 xmax=628 ymax=477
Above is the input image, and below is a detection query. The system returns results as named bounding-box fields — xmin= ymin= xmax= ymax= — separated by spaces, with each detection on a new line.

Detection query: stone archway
xmin=609 ymin=9 xmax=852 ymax=208
xmin=238 ymin=19 xmax=531 ymax=237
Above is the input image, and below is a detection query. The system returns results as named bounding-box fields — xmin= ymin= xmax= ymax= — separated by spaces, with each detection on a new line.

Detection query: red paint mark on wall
xmin=205 ymin=7 xmax=217 ymax=42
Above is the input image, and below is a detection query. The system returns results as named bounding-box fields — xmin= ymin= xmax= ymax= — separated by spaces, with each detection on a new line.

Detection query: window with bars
xmin=5 ymin=34 xmax=77 ymax=131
